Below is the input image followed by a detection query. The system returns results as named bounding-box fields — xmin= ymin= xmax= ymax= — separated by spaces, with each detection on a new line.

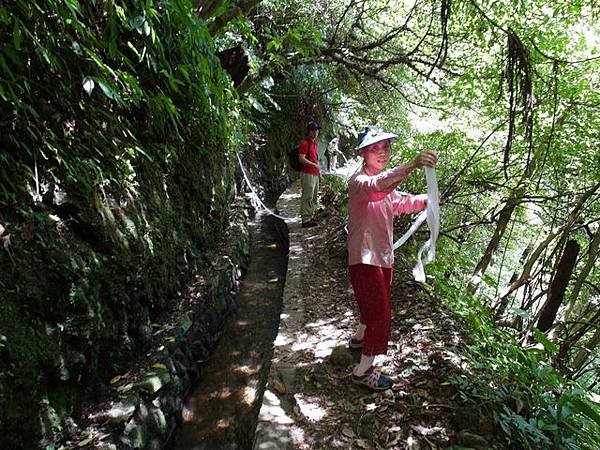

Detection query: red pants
xmin=349 ymin=264 xmax=393 ymax=356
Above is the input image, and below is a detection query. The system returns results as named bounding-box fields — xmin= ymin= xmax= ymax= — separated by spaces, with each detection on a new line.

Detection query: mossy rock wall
xmin=0 ymin=146 xmax=243 ymax=448
xmin=0 ymin=3 xmax=327 ymax=447
xmin=0 ymin=2 xmax=246 ymax=447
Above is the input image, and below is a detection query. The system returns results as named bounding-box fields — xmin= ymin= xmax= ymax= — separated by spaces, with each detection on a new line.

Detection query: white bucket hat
xmin=356 ymin=126 xmax=398 ymax=151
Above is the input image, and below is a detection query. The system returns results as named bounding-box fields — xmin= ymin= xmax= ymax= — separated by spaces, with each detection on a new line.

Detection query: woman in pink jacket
xmin=348 ymin=127 xmax=438 ymax=391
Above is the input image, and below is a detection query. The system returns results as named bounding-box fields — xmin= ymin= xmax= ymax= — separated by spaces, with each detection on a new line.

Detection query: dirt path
xmin=255 ymin=179 xmax=478 ymax=450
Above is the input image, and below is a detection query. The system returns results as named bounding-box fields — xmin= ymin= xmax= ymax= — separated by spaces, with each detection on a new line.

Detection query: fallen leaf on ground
xmin=342 ymin=426 xmax=356 ymax=438
xmin=355 ymin=438 xmax=373 ymax=449
xmin=273 ymin=379 xmax=286 ymax=394
xmin=415 ymin=388 xmax=430 ymax=398
xmin=77 ymin=437 xmax=92 ymax=447
xmin=116 ymin=383 xmax=133 ymax=393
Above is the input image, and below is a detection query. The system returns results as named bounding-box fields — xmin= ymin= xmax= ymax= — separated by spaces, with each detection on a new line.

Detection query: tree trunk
xmin=536 ymin=239 xmax=580 ymax=332
xmin=572 ymin=326 xmax=600 ymax=373
xmin=496 ymin=181 xmax=600 ymax=304
xmin=557 ymin=308 xmax=600 ymax=373
xmin=471 ymin=198 xmax=519 ymax=280
xmin=209 ymin=6 xmax=242 ymax=34
xmin=561 ymin=227 xmax=600 ymax=322
xmin=496 ymin=227 xmax=561 ymax=303
xmin=494 ymin=243 xmax=532 ymax=318
xmin=469 ymin=165 xmax=535 ymax=291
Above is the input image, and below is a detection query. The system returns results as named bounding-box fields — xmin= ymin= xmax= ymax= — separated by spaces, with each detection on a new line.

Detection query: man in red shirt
xmin=298 ymin=121 xmax=321 ymax=227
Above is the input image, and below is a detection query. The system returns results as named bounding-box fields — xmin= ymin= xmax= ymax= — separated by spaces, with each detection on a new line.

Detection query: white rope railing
xmin=235 ymin=152 xmax=295 ymax=221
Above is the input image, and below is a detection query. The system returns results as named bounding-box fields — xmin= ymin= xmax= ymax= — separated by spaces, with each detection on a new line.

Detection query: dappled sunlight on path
xmin=255 ymin=179 xmax=471 ymax=450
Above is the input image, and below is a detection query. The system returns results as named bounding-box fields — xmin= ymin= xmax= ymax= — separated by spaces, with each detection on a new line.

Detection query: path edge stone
xmin=253 ymin=180 xmax=310 ymax=450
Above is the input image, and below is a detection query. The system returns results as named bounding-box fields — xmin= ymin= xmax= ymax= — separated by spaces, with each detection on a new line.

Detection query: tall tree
xmin=537 ymin=239 xmax=580 ymax=332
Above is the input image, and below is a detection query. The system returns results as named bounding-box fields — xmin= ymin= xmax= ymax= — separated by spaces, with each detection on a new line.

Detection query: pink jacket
xmin=347 ymin=166 xmax=427 ymax=268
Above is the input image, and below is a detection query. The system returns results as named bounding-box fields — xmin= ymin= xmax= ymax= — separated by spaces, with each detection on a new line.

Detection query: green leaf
xmin=13 ymin=18 xmax=22 ymax=50
xmin=481 ymin=273 xmax=498 ymax=288
xmin=247 ymin=95 xmax=267 ymax=113
xmin=96 ymin=78 xmax=120 ymax=101
xmin=65 ymin=0 xmax=82 ymax=18
xmin=532 ymin=328 xmax=558 ymax=353
xmin=571 ymin=397 xmax=600 ymax=427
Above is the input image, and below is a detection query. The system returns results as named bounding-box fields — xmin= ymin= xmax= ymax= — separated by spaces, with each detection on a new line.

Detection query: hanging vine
xmin=469 ymin=1 xmax=535 ymax=179
xmin=504 ymin=28 xmax=534 ymax=177
xmin=427 ymin=0 xmax=452 ymax=78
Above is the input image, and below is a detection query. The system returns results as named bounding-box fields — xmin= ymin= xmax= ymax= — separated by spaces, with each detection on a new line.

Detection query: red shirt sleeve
xmin=298 ymin=139 xmax=308 ymax=156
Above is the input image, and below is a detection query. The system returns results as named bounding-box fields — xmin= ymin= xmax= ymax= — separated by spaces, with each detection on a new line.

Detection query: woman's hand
xmin=412 ymin=151 xmax=438 ymax=169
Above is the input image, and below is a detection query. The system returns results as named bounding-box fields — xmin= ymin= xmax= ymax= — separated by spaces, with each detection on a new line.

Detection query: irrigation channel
xmin=166 ymin=205 xmax=289 ymax=450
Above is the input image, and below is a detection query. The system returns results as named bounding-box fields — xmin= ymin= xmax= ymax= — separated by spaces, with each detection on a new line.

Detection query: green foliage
xmin=320 ymin=174 xmax=349 ymax=216
xmin=0 ymin=0 xmax=242 ymax=447
xmin=0 ymin=0 xmax=235 ymax=211
xmin=428 ymin=258 xmax=600 ymax=449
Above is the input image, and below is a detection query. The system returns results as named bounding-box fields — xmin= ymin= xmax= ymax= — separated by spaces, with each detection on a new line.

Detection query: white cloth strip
xmin=235 ymin=152 xmax=294 ymax=221
xmin=393 ymin=210 xmax=427 ymax=250
xmin=412 ymin=167 xmax=440 ymax=282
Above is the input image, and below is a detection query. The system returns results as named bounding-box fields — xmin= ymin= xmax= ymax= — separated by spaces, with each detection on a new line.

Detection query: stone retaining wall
xmin=63 ymin=199 xmax=254 ymax=450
